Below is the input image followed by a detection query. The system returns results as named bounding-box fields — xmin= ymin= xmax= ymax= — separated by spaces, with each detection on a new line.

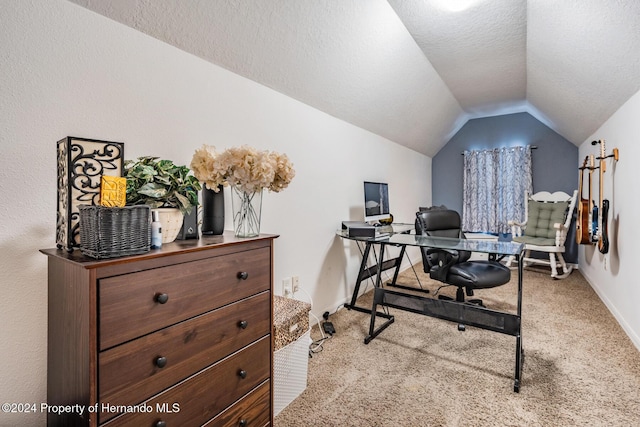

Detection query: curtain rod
xmin=461 ymin=145 xmax=537 ymax=155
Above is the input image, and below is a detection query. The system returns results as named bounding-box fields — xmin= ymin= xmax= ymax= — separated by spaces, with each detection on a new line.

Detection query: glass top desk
xmin=338 ymin=229 xmax=526 ymax=392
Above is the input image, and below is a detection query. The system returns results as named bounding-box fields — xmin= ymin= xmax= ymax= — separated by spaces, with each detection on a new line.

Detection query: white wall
xmin=0 ymin=1 xmax=431 ymax=424
xmin=578 ymin=89 xmax=640 ymax=350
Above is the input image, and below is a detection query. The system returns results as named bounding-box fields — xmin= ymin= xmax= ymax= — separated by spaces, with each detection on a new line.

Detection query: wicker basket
xmin=79 ymin=205 xmax=151 ymax=259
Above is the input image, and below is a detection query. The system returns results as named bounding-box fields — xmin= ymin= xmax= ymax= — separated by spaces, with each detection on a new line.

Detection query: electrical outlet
xmin=282 ymin=277 xmax=292 ymax=296
xmin=292 ymin=276 xmax=300 ymax=293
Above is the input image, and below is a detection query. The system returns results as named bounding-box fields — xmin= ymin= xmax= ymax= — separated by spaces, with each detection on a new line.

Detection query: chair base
xmin=438 ymin=293 xmax=485 ymax=331
xmin=439 ymin=291 xmax=485 ymax=306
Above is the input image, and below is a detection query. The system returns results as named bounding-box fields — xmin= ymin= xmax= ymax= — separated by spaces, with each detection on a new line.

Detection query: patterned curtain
xmin=462 ymin=146 xmax=532 ymax=234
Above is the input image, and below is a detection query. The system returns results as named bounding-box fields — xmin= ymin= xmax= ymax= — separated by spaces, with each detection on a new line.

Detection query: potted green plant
xmin=125 ymin=156 xmax=201 ymax=243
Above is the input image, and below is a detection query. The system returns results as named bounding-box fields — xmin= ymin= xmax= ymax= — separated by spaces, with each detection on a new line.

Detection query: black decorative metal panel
xmin=56 ymin=137 xmax=124 ymax=251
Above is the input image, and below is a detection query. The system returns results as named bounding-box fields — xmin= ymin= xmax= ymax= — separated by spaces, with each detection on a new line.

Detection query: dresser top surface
xmin=40 ymin=231 xmax=278 ymax=268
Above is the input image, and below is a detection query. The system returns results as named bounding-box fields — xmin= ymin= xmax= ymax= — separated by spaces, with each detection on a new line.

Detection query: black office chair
xmin=415 ymin=209 xmax=511 ymax=306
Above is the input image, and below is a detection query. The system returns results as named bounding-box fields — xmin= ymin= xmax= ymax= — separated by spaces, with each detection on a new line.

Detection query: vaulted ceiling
xmin=68 ymin=0 xmax=640 ymax=157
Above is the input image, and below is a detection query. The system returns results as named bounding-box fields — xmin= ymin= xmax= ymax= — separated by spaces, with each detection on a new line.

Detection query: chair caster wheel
xmin=458 ymin=324 xmax=465 ymax=331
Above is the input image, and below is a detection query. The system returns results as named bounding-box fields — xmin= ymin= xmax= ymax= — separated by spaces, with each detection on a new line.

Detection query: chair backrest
xmin=418 ymin=204 xmax=447 ymax=213
xmin=415 ymin=209 xmax=471 ymax=264
xmin=415 ymin=209 xmax=463 ymax=239
xmin=523 ymin=191 xmax=574 ymax=239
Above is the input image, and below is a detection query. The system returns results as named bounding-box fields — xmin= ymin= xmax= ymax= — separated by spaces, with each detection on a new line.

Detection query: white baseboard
xmin=580 ymin=270 xmax=640 ymax=352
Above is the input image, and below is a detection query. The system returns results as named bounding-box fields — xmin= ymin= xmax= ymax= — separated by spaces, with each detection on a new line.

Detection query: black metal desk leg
xmin=345 ymin=241 xmax=372 ymax=310
xmin=514 ymin=335 xmax=522 ymax=392
xmin=365 ymin=288 xmax=395 ymax=344
xmin=365 ymin=244 xmax=386 ymax=344
xmin=514 ymin=253 xmax=524 ymax=392
xmin=389 ymin=245 xmax=406 ymax=285
xmin=365 ymin=290 xmax=380 ymax=344
xmin=364 ymin=244 xmax=397 ymax=344
xmin=375 ymin=243 xmax=385 ymax=288
xmin=344 ymin=241 xmax=399 ymax=321
xmin=384 ymin=244 xmax=429 ymax=294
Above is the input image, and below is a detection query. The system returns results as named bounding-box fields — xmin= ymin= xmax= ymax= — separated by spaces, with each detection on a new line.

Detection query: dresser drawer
xmin=99 ymin=291 xmax=271 ymax=419
xmin=102 ymin=336 xmax=271 ymax=426
xmin=99 ymin=247 xmax=270 ymax=350
xmin=204 ymin=381 xmax=271 ymax=427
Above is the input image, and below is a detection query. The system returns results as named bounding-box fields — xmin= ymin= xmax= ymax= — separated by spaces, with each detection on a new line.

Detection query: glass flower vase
xmin=231 ymin=186 xmax=263 ymax=237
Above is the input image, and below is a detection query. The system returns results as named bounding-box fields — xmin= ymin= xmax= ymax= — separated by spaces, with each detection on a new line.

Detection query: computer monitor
xmin=363 ymin=181 xmax=391 ymax=223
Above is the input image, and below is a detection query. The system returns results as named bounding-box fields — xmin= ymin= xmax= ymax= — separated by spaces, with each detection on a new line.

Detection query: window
xmin=462 ymin=146 xmax=532 ymax=234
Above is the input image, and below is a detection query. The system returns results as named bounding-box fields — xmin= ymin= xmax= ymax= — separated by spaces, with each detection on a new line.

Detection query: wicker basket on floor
xmin=79 ymin=205 xmax=151 ymax=259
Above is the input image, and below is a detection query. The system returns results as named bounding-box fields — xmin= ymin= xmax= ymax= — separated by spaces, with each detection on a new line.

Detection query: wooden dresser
xmin=41 ymin=232 xmax=277 ymax=427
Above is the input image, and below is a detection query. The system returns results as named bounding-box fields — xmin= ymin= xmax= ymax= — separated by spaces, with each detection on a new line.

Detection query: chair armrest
xmin=553 ymin=222 xmax=569 ymax=246
xmin=426 ymin=247 xmax=458 ymax=256
xmin=426 ymin=248 xmax=459 ymax=282
xmin=509 ymin=220 xmax=526 ymax=237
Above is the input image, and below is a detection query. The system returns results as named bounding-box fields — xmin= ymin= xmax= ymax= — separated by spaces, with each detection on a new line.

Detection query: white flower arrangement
xmin=191 ymin=145 xmax=295 ymax=194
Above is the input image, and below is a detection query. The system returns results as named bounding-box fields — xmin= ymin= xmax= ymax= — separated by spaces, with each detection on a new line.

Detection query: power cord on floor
xmin=308 ymin=325 xmax=331 ymax=357
xmin=296 ymin=286 xmax=332 ymax=357
xmin=321 ymin=311 xmax=335 ymax=336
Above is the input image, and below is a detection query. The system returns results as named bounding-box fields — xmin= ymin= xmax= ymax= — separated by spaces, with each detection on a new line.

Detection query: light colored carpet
xmin=274 ymin=266 xmax=640 ymax=426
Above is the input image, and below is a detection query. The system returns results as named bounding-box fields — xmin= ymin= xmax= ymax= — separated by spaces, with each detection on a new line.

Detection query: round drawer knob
xmin=155 ymin=356 xmax=168 ymax=368
xmin=155 ymin=421 xmax=167 ymax=427
xmin=154 ymin=293 xmax=169 ymax=304
xmin=238 ymin=320 xmax=248 ymax=329
xmin=237 ymin=271 xmax=249 ymax=280
xmin=239 ymin=420 xmax=247 ymax=427
xmin=238 ymin=369 xmax=247 ymax=379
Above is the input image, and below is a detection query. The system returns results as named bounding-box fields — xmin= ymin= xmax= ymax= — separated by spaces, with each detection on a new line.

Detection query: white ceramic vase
xmin=152 ymin=208 xmax=184 ymax=243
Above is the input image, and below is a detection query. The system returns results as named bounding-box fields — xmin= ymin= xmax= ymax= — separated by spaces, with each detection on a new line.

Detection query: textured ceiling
xmin=389 ymin=0 xmax=528 ymax=117
xmin=67 ymin=0 xmax=640 ymax=156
